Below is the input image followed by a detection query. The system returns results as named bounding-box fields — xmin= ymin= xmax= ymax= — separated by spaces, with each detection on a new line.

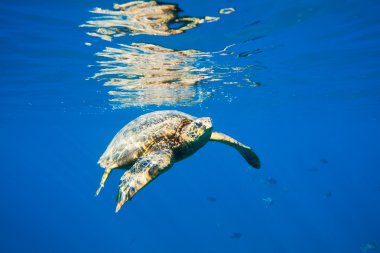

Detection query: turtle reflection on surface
xmin=91 ymin=43 xmax=214 ymax=108
xmin=90 ymin=43 xmax=260 ymax=108
xmin=80 ymin=1 xmax=219 ymax=41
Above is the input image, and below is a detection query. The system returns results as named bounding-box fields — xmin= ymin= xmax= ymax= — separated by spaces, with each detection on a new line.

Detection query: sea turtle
xmin=96 ymin=110 xmax=260 ymax=212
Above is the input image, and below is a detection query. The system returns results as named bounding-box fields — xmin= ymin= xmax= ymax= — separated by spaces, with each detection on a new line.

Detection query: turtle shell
xmin=98 ymin=110 xmax=195 ymax=169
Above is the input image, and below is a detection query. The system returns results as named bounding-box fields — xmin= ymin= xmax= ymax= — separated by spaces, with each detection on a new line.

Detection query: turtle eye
xmin=195 ymin=122 xmax=202 ymax=127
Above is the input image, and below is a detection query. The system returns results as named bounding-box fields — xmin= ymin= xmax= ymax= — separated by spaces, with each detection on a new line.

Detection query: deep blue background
xmin=0 ymin=0 xmax=379 ymax=252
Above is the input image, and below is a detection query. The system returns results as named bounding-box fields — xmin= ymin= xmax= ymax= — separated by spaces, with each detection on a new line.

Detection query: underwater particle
xmin=266 ymin=177 xmax=277 ymax=185
xmin=96 ymin=110 xmax=261 ymax=212
xmin=323 ymin=191 xmax=332 ymax=199
xmin=219 ymin=7 xmax=236 ymax=15
xmin=230 ymin=232 xmax=242 ymax=239
xmin=84 ymin=42 xmax=92 ymax=46
xmin=361 ymin=242 xmax=378 ymax=252
xmin=207 ymin=196 xmax=217 ymax=202
xmin=262 ymin=197 xmax=274 ymax=208
xmin=320 ymin=158 xmax=328 ymax=164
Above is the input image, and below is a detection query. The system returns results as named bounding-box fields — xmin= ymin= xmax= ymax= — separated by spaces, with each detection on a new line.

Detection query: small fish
xmin=320 ymin=158 xmax=328 ymax=164
xmin=323 ymin=191 xmax=332 ymax=199
xmin=266 ymin=177 xmax=278 ymax=185
xmin=230 ymin=232 xmax=242 ymax=239
xmin=207 ymin=196 xmax=217 ymax=202
xmin=361 ymin=242 xmax=378 ymax=252
xmin=262 ymin=197 xmax=274 ymax=208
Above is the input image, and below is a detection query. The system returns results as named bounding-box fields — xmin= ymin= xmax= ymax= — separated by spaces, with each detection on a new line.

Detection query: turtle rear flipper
xmin=210 ymin=132 xmax=260 ymax=169
xmin=116 ymin=147 xmax=173 ymax=212
xmin=96 ymin=161 xmax=119 ymax=196
xmin=96 ymin=168 xmax=111 ymax=196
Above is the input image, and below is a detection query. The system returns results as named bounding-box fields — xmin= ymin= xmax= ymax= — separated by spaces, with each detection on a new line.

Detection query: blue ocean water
xmin=1 ymin=0 xmax=380 ymax=252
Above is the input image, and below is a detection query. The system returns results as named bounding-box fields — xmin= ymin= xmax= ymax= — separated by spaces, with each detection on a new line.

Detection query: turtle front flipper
xmin=210 ymin=132 xmax=260 ymax=169
xmin=116 ymin=147 xmax=173 ymax=212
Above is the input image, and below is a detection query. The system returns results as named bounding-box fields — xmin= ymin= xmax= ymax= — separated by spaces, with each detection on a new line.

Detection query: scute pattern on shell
xmin=98 ymin=110 xmax=195 ymax=169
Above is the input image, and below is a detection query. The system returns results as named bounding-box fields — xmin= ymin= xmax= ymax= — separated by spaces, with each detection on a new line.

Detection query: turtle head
xmin=180 ymin=117 xmax=213 ymax=151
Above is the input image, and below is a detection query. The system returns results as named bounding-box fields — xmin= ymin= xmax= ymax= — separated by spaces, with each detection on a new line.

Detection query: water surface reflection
xmin=89 ymin=43 xmax=260 ymax=108
xmin=82 ymin=1 xmax=262 ymax=108
xmin=80 ymin=1 xmax=219 ymax=40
